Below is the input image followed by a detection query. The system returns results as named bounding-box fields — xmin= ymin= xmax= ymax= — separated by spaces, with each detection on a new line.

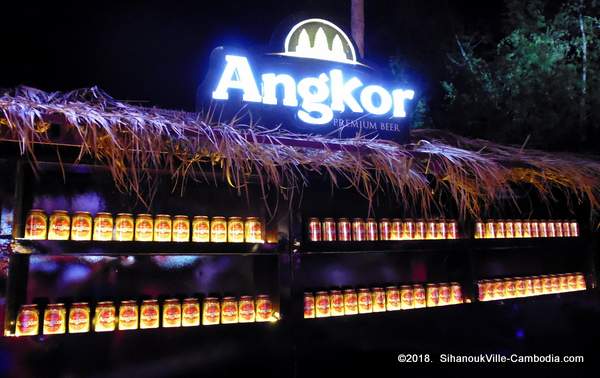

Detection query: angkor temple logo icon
xmin=280 ymin=18 xmax=358 ymax=65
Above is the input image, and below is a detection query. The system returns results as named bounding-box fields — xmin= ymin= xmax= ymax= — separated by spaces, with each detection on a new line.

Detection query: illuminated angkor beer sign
xmin=199 ymin=18 xmax=415 ymax=142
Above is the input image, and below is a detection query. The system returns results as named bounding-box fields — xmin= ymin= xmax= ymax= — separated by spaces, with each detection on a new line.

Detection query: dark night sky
xmin=2 ymin=0 xmax=504 ymax=111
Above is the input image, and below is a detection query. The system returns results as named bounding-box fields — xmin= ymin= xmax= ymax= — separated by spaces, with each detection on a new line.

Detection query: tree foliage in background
xmin=439 ymin=0 xmax=600 ymax=151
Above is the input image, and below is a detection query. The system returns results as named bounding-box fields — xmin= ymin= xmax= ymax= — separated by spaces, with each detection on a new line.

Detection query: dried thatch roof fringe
xmin=1 ymin=86 xmax=599 ymax=219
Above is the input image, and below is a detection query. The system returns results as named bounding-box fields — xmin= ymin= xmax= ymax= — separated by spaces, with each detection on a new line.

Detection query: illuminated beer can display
xmin=438 ymin=283 xmax=451 ymax=306
xmin=561 ymin=221 xmax=571 ymax=237
xmin=118 ymin=300 xmax=139 ymax=330
xmin=329 ymin=290 xmax=344 ymax=316
xmin=43 ymin=303 xmax=66 ymax=335
xmin=478 ymin=281 xmax=489 ymax=301
xmin=308 ymin=217 xmax=322 ymax=241
xmin=378 ymin=219 xmax=391 ymax=241
xmin=140 ymin=299 xmax=160 ymax=329
xmin=412 ymin=285 xmax=426 ymax=308
xmin=400 ymin=285 xmax=414 ymax=309
xmin=343 ymin=289 xmax=358 ymax=315
xmin=532 ymin=276 xmax=543 ymax=294
xmin=478 ymin=272 xmax=586 ymax=302
xmin=414 ymin=220 xmax=425 ymax=240
xmin=514 ymin=277 xmax=526 ymax=297
xmin=523 ymin=277 xmax=534 ymax=296
xmin=24 ymin=209 xmax=47 ymax=240
xmin=402 ymin=219 xmax=414 ymax=240
xmin=68 ymin=302 xmax=90 ymax=333
xmin=16 ymin=304 xmax=39 ymax=336
xmin=494 ymin=221 xmax=505 ymax=238
xmin=474 ymin=222 xmax=484 ymax=239
xmin=162 ymin=299 xmax=182 ymax=328
xmin=303 ymin=292 xmax=315 ymax=318
xmin=71 ymin=211 xmax=92 ymax=241
xmin=385 ymin=286 xmax=400 ymax=311
xmin=568 ymin=274 xmax=578 ymax=291
xmin=154 ymin=214 xmax=172 ymax=242
xmin=504 ymin=220 xmax=514 ymax=238
xmin=372 ymin=287 xmax=386 ymax=312
xmin=220 ymin=297 xmax=238 ymax=324
xmin=244 ymin=217 xmax=263 ymax=243
xmin=426 ymin=284 xmax=439 ymax=307
xmin=513 ymin=220 xmax=523 ymax=238
xmin=134 ymin=214 xmax=154 ymax=242
xmin=255 ymin=295 xmax=273 ymax=322
xmin=575 ymin=273 xmax=586 ymax=290
xmin=337 ymin=218 xmax=351 ymax=241
xmin=484 ymin=279 xmax=495 ymax=300
xmin=202 ymin=298 xmax=220 ymax=325
xmin=227 ymin=217 xmax=244 ymax=243
xmin=390 ymin=218 xmax=402 ymax=240
xmin=365 ymin=218 xmax=378 ymax=241
xmin=315 ymin=291 xmax=330 ymax=318
xmin=357 ymin=288 xmax=372 ymax=313
xmin=48 ymin=210 xmax=70 ymax=240
xmin=93 ymin=212 xmax=113 ymax=241
xmin=550 ymin=275 xmax=560 ymax=293
xmin=522 ymin=221 xmax=531 ymax=238
xmin=172 ymin=215 xmax=190 ymax=242
xmin=559 ymin=274 xmax=569 ymax=292
xmin=504 ymin=278 xmax=516 ymax=298
xmin=210 ymin=216 xmax=227 ymax=242
xmin=425 ymin=221 xmax=436 ymax=240
xmin=484 ymin=221 xmax=495 ymax=239
xmin=450 ymin=282 xmax=463 ymax=304
xmin=446 ymin=220 xmax=457 ymax=239
xmin=435 ymin=220 xmax=446 ymax=240
xmin=538 ymin=221 xmax=548 ymax=237
xmin=351 ymin=218 xmax=365 ymax=241
xmin=569 ymin=221 xmax=579 ymax=237
xmin=192 ymin=216 xmax=210 ymax=242
xmin=94 ymin=301 xmax=116 ymax=332
xmin=182 ymin=298 xmax=200 ymax=327
xmin=322 ymin=218 xmax=336 ymax=241
xmin=238 ymin=296 xmax=256 ymax=323
xmin=554 ymin=221 xmax=563 ymax=237
xmin=114 ymin=213 xmax=134 ymax=241
xmin=541 ymin=276 xmax=553 ymax=293
xmin=530 ymin=221 xmax=540 ymax=238
xmin=546 ymin=222 xmax=556 ymax=237
xmin=492 ymin=279 xmax=504 ymax=299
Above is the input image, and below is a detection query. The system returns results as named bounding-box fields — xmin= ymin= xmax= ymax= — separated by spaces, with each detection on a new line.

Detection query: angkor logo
xmin=280 ymin=18 xmax=357 ymax=64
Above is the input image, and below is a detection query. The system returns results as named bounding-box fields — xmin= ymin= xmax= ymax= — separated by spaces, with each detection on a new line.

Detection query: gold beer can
xmin=474 ymin=222 xmax=484 ymax=239
xmin=357 ymin=288 xmax=373 ymax=313
xmin=304 ymin=292 xmax=315 ymax=319
xmin=493 ymin=279 xmax=505 ymax=299
xmin=541 ymin=275 xmax=553 ymax=293
xmin=114 ymin=213 xmax=134 ymax=241
xmin=522 ymin=221 xmax=531 ymax=238
xmin=400 ymin=285 xmax=414 ymax=309
xmin=43 ymin=303 xmax=66 ymax=335
xmin=385 ymin=286 xmax=401 ymax=311
xmin=530 ymin=221 xmax=540 ymax=238
xmin=343 ymin=289 xmax=358 ymax=315
xmin=446 ymin=220 xmax=458 ymax=240
xmin=538 ymin=221 xmax=548 ymax=237
xmin=438 ymin=283 xmax=451 ymax=306
xmin=352 ymin=218 xmax=366 ymax=241
xmin=478 ymin=280 xmax=489 ymax=301
xmin=425 ymin=221 xmax=437 ymax=240
xmin=68 ymin=302 xmax=90 ymax=333
xmin=532 ymin=276 xmax=544 ymax=295
xmin=172 ymin=215 xmax=190 ymax=242
xmin=93 ymin=212 xmax=113 ymax=241
xmin=182 ymin=298 xmax=200 ymax=327
xmin=192 ymin=216 xmax=210 ymax=242
xmin=372 ymin=287 xmax=386 ymax=312
xmin=255 ymin=295 xmax=273 ymax=322
xmin=330 ymin=290 xmax=345 ymax=316
xmin=414 ymin=220 xmax=425 ymax=240
xmin=315 ymin=291 xmax=330 ymax=318
xmin=365 ymin=218 xmax=378 ymax=241
xmin=569 ymin=221 xmax=579 ymax=237
xmin=514 ymin=277 xmax=526 ymax=297
xmin=554 ymin=221 xmax=563 ymax=237
xmin=308 ymin=217 xmax=322 ymax=242
xmin=154 ymin=214 xmax=172 ymax=242
xmin=575 ymin=273 xmax=586 ymax=290
xmin=402 ymin=219 xmax=415 ymax=240
xmin=523 ymin=277 xmax=534 ymax=296
xmin=426 ymin=284 xmax=439 ymax=307
xmin=494 ymin=220 xmax=505 ymax=238
xmin=94 ymin=301 xmax=116 ymax=332
xmin=561 ymin=221 xmax=571 ymax=237
xmin=504 ymin=220 xmax=514 ymax=238
xmin=16 ymin=304 xmax=39 ymax=336
xmin=390 ymin=218 xmax=402 ymax=240
xmin=337 ymin=218 xmax=352 ymax=241
xmin=210 ymin=216 xmax=227 ymax=243
xmin=71 ymin=211 xmax=92 ymax=241
xmin=504 ymin=278 xmax=516 ymax=298
xmin=550 ymin=275 xmax=560 ymax=293
xmin=162 ymin=299 xmax=182 ymax=328
xmin=322 ymin=218 xmax=337 ymax=242
xmin=48 ymin=210 xmax=70 ymax=240
xmin=227 ymin=217 xmax=244 ymax=243
xmin=546 ymin=221 xmax=556 ymax=237
xmin=412 ymin=285 xmax=426 ymax=308
xmin=513 ymin=220 xmax=523 ymax=238
xmin=118 ymin=300 xmax=138 ymax=330
xmin=378 ymin=219 xmax=391 ymax=241
xmin=220 ymin=297 xmax=238 ymax=324
xmin=134 ymin=214 xmax=154 ymax=242
xmin=435 ymin=220 xmax=447 ymax=240
xmin=567 ymin=273 xmax=578 ymax=291
xmin=484 ymin=279 xmax=495 ymax=300
xmin=484 ymin=221 xmax=495 ymax=239
xmin=238 ymin=296 xmax=255 ymax=323
xmin=244 ymin=217 xmax=263 ymax=243
xmin=559 ymin=274 xmax=569 ymax=292
xmin=450 ymin=282 xmax=463 ymax=304
xmin=24 ymin=209 xmax=47 ymax=240
xmin=202 ymin=297 xmax=220 ymax=325
xmin=140 ymin=299 xmax=160 ymax=329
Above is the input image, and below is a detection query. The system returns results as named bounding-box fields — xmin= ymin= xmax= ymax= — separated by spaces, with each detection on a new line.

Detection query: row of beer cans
xmin=304 ymin=282 xmax=464 ymax=318
xmin=475 ymin=219 xmax=579 ymax=239
xmin=12 ymin=295 xmax=277 ymax=337
xmin=478 ymin=272 xmax=586 ymax=302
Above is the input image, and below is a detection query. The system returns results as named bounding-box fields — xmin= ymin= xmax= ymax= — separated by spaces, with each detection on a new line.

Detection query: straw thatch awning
xmin=1 ymin=86 xmax=599 ymax=219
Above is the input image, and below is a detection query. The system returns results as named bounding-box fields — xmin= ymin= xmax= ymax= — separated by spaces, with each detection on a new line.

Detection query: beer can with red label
xmin=575 ymin=273 xmax=586 ymax=290
xmin=238 ymin=296 xmax=255 ymax=323
xmin=402 ymin=219 xmax=415 ymax=240
xmin=475 ymin=222 xmax=484 ymax=239
xmin=48 ymin=210 xmax=71 ymax=240
xmin=550 ymin=275 xmax=560 ymax=293
xmin=94 ymin=301 xmax=116 ymax=332
xmin=16 ymin=304 xmax=39 ymax=336
xmin=494 ymin=221 xmax=505 ymax=238
xmin=426 ymin=284 xmax=439 ymax=307
xmin=365 ymin=219 xmax=378 ymax=241
xmin=561 ymin=221 xmax=571 ymax=237
xmin=202 ymin=297 xmax=220 ymax=325
xmin=446 ymin=221 xmax=458 ymax=240
xmin=538 ymin=221 xmax=547 ymax=237
xmin=426 ymin=221 xmax=437 ymax=240
xmin=308 ymin=218 xmax=322 ymax=242
xmin=390 ymin=219 xmax=402 ymax=240
xmin=352 ymin=218 xmax=366 ymax=241
xmin=438 ymin=283 xmax=451 ymax=306
xmin=68 ymin=302 xmax=90 ymax=333
xmin=569 ymin=221 xmax=579 ymax=237
xmin=172 ymin=215 xmax=190 ymax=242
xmin=532 ymin=276 xmax=544 ymax=294
xmin=513 ymin=221 xmax=523 ymax=238
xmin=43 ymin=303 xmax=66 ymax=335
xmin=227 ymin=217 xmax=244 ymax=243
xmin=135 ymin=214 xmax=154 ymax=242
xmin=315 ymin=291 xmax=330 ymax=318
xmin=182 ymin=298 xmax=200 ymax=326
xmin=385 ymin=286 xmax=400 ymax=311
xmin=554 ymin=221 xmax=563 ymax=237
xmin=400 ymin=285 xmax=414 ymax=309
xmin=304 ymin=292 xmax=315 ymax=318
xmin=378 ymin=219 xmax=391 ymax=241
xmin=322 ymin=218 xmax=337 ymax=241
xmin=450 ymin=282 xmax=463 ymax=304
xmin=221 ymin=297 xmax=238 ymax=324
xmin=522 ymin=221 xmax=532 ymax=238
xmin=357 ymin=288 xmax=372 ymax=313
xmin=372 ymin=288 xmax=386 ymax=312
xmin=514 ymin=277 xmax=526 ymax=297
xmin=163 ymin=299 xmax=182 ymax=328
xmin=192 ymin=216 xmax=210 ymax=242
xmin=493 ymin=279 xmax=505 ymax=299
xmin=24 ymin=210 xmax=47 ymax=240
xmin=435 ymin=221 xmax=447 ymax=240
xmin=414 ymin=220 xmax=425 ymax=240
xmin=505 ymin=221 xmax=514 ymax=238
xmin=558 ymin=274 xmax=569 ymax=292
xmin=255 ymin=295 xmax=273 ymax=322
xmin=343 ymin=289 xmax=358 ymax=315
xmin=484 ymin=221 xmax=495 ymax=239
xmin=504 ymin=278 xmax=516 ymax=298
xmin=546 ymin=222 xmax=556 ymax=238
xmin=140 ymin=299 xmax=159 ymax=329
xmin=210 ymin=216 xmax=227 ymax=243
xmin=530 ymin=221 xmax=540 ymax=238
xmin=93 ymin=212 xmax=113 ymax=241
xmin=523 ymin=277 xmax=534 ymax=296
xmin=118 ymin=300 xmax=138 ymax=331
xmin=244 ymin=217 xmax=263 ymax=243
xmin=412 ymin=285 xmax=426 ymax=308
xmin=541 ymin=275 xmax=553 ymax=293
xmin=114 ymin=213 xmax=134 ymax=241
xmin=330 ymin=290 xmax=345 ymax=316
xmin=337 ymin=218 xmax=351 ymax=241
xmin=478 ymin=280 xmax=489 ymax=301
xmin=71 ymin=211 xmax=92 ymax=241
